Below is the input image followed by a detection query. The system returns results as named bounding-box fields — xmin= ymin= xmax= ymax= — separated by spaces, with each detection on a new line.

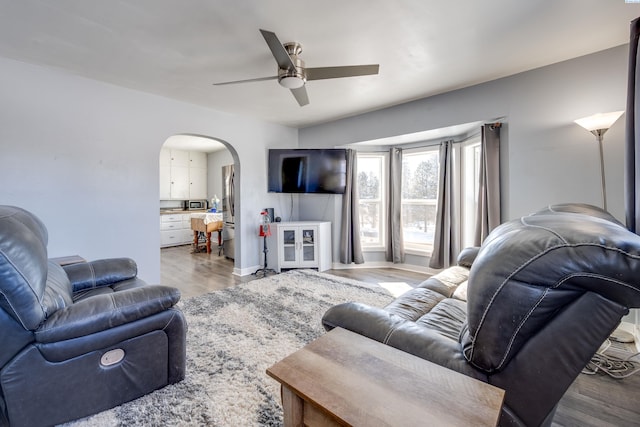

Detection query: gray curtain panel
xmin=429 ymin=140 xmax=459 ymax=269
xmin=339 ymin=149 xmax=364 ymax=264
xmin=474 ymin=123 xmax=502 ymax=245
xmin=626 ymin=16 xmax=640 ymax=233
xmin=386 ymin=147 xmax=405 ymax=263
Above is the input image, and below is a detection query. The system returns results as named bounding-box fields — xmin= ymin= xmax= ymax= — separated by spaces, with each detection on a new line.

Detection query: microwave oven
xmin=185 ymin=200 xmax=208 ymax=210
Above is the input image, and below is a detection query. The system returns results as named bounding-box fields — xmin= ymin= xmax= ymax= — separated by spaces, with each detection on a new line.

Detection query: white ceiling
xmin=163 ymin=134 xmax=226 ymax=153
xmin=1 ymin=0 xmax=639 ymax=129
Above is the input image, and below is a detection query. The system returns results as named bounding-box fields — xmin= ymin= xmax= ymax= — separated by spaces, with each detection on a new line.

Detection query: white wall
xmin=299 ymin=45 xmax=629 ymax=267
xmin=0 ymin=56 xmax=297 ymax=282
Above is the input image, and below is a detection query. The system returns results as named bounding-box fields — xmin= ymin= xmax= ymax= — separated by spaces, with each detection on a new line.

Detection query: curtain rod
xmin=379 ymin=130 xmax=482 ymax=152
xmin=346 ymin=122 xmax=501 ymax=153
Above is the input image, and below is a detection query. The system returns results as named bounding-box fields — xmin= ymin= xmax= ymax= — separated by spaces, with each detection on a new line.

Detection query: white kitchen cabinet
xmin=188 ymin=151 xmax=207 ymax=199
xmin=160 ymin=213 xmax=193 ymax=247
xmin=171 ymin=150 xmax=189 ymax=167
xmin=189 ymin=151 xmax=207 ymax=169
xmin=271 ymin=221 xmax=331 ymax=272
xmin=170 ymin=165 xmax=190 ymax=199
xmin=159 ymin=148 xmax=208 ymax=200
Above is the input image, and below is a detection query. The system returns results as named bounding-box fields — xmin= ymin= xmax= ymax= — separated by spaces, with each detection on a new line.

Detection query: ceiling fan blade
xmin=306 ymin=64 xmax=379 ymax=81
xmin=213 ymin=75 xmax=278 ymax=86
xmin=260 ymin=29 xmax=296 ymax=70
xmin=291 ymin=86 xmax=309 ymax=106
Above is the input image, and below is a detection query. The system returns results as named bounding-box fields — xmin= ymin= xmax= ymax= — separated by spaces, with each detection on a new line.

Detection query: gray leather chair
xmin=323 ymin=204 xmax=640 ymax=426
xmin=0 ymin=206 xmax=187 ymax=426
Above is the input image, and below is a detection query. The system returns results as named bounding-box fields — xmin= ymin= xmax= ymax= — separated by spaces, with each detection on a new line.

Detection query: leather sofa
xmin=322 ymin=203 xmax=640 ymax=426
xmin=0 ymin=206 xmax=187 ymax=426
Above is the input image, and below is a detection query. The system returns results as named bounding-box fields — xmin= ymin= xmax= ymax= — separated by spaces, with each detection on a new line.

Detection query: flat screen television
xmin=268 ymin=149 xmax=347 ymax=194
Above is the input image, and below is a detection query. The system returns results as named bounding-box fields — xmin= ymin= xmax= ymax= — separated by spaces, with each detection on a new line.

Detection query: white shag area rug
xmin=62 ymin=269 xmax=394 ymax=427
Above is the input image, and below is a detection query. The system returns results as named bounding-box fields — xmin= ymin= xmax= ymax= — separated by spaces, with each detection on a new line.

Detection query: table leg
xmin=206 ymin=232 xmax=211 ymax=254
xmin=281 ymin=385 xmax=304 ymax=427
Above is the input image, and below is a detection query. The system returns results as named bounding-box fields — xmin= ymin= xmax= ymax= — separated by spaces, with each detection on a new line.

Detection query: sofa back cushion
xmin=461 ymin=212 xmax=640 ymax=373
xmin=0 ymin=206 xmax=58 ymax=329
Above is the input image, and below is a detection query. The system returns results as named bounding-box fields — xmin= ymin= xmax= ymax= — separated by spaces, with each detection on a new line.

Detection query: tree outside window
xmin=401 ymin=149 xmax=439 ymax=249
xmin=357 ymin=154 xmax=384 ymax=247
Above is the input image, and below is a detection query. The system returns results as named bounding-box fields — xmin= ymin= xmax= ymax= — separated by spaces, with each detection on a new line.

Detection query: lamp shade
xmin=574 ymin=111 xmax=624 ymax=132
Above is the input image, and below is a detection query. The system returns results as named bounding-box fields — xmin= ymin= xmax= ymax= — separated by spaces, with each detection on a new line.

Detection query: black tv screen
xmin=268 ymin=149 xmax=347 ymax=194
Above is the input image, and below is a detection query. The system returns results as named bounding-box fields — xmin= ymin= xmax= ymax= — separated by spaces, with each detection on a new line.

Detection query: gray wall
xmin=0 ymin=56 xmax=297 ymax=281
xmin=299 ymin=45 xmax=629 ymax=268
xmin=0 ymin=44 xmax=630 ymax=279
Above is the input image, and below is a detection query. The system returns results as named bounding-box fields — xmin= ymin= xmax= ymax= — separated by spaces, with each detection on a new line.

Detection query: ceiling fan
xmin=213 ymin=29 xmax=379 ymax=107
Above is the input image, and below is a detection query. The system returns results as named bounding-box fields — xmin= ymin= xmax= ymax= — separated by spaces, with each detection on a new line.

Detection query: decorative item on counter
xmin=210 ymin=195 xmax=220 ymax=212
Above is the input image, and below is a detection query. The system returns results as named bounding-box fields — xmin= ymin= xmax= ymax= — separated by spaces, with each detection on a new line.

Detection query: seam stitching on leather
xmin=88 ymin=262 xmax=97 ymax=289
xmin=496 ymin=288 xmax=549 ymax=369
xmin=383 ymin=325 xmax=399 ymax=344
xmin=469 ymin=242 xmax=567 ymax=362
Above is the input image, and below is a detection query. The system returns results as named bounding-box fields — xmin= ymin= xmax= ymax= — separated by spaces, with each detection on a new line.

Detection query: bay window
xmin=356 ymin=132 xmax=481 ymax=256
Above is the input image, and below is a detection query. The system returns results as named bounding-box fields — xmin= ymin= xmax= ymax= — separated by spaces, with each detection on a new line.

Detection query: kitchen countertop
xmin=160 ymin=209 xmax=208 ymax=215
xmin=191 ymin=212 xmax=223 ymax=224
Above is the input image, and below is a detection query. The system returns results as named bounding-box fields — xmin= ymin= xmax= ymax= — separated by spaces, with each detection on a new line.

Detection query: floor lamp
xmin=574 ymin=111 xmax=624 ymax=211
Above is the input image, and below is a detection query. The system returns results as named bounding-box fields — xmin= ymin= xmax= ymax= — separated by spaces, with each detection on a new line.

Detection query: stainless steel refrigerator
xmin=222 ymin=164 xmax=235 ymax=259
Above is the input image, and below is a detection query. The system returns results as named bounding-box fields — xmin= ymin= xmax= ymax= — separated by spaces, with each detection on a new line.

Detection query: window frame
xmin=460 ymin=135 xmax=482 ymax=249
xmin=354 ymin=131 xmax=482 ymax=257
xmin=400 ymin=145 xmax=441 ymax=255
xmin=356 ymin=151 xmax=387 ymax=251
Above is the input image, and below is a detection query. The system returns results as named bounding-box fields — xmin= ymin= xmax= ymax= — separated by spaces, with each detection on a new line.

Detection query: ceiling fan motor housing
xmin=278 ymin=42 xmax=306 ymax=89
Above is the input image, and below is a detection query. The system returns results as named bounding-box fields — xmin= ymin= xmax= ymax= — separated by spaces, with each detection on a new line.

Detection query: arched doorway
xmin=159 ymin=134 xmax=241 ymax=295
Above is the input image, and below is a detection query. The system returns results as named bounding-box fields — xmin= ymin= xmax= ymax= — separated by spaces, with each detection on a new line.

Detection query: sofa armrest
xmin=35 ymin=285 xmax=181 ymax=343
xmin=322 ymin=302 xmax=407 ymax=343
xmin=63 ymin=258 xmax=138 ymax=292
xmin=457 ymin=246 xmax=480 ymax=268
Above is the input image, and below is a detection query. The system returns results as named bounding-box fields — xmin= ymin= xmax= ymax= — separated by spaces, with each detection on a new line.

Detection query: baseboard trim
xmin=234 ymin=265 xmax=261 ymax=277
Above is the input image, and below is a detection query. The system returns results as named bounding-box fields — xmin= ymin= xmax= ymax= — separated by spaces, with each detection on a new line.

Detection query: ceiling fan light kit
xmin=279 ymin=75 xmax=305 ymax=89
xmin=213 ymin=29 xmax=379 ymax=106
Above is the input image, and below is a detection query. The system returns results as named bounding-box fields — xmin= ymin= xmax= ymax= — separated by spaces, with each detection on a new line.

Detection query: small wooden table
xmin=190 ymin=213 xmax=223 ymax=254
xmin=266 ymin=327 xmax=504 ymax=427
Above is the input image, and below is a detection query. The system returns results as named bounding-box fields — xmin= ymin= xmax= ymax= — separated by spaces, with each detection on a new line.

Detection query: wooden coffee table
xmin=267 ymin=327 xmax=504 ymax=427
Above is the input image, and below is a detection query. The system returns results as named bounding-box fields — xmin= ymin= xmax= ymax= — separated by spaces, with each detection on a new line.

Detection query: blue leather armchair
xmin=0 ymin=206 xmax=187 ymax=426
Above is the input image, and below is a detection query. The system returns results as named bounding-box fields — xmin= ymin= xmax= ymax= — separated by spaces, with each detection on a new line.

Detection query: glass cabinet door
xmin=282 ymin=229 xmax=296 ymax=262
xmin=301 ymin=228 xmax=316 ymax=261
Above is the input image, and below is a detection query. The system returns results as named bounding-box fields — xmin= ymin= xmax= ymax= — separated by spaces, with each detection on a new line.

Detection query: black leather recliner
xmin=323 ymin=203 xmax=640 ymax=426
xmin=0 ymin=206 xmax=187 ymax=426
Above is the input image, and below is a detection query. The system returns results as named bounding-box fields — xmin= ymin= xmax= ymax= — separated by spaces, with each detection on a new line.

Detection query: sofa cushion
xmin=415 ymin=298 xmax=467 ymax=341
xmin=417 ymin=265 xmax=470 ymax=298
xmin=452 ymin=280 xmax=468 ymax=301
xmin=384 ymin=288 xmax=445 ymax=321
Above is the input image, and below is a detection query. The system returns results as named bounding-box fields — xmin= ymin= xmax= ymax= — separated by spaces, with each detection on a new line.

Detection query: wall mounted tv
xmin=268 ymin=149 xmax=347 ymax=194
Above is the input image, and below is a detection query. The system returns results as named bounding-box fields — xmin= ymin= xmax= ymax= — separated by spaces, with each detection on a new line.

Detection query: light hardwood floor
xmin=161 ymin=245 xmax=640 ymax=427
